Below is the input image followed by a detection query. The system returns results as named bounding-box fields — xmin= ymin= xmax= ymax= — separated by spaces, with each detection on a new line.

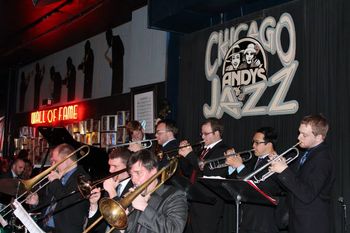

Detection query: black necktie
xmin=254 ymin=157 xmax=264 ymax=170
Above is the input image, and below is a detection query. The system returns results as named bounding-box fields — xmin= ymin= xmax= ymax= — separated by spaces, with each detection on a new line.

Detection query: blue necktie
xmin=299 ymin=151 xmax=309 ymax=167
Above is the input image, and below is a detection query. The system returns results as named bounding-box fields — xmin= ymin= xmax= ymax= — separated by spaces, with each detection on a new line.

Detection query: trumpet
xmin=202 ymin=149 xmax=254 ymax=170
xmin=109 ymin=139 xmax=157 ymax=150
xmin=77 ymin=168 xmax=127 ymax=198
xmin=157 ymin=140 xmax=204 ymax=160
xmin=83 ymin=158 xmax=178 ymax=233
xmin=243 ymin=142 xmax=300 ymax=183
xmin=0 ymin=145 xmax=90 ymax=218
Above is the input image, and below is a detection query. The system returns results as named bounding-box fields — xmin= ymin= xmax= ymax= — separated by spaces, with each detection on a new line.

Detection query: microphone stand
xmin=339 ymin=197 xmax=348 ymax=233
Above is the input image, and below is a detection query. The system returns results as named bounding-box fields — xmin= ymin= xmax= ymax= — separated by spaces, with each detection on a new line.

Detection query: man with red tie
xmin=179 ymin=118 xmax=229 ymax=233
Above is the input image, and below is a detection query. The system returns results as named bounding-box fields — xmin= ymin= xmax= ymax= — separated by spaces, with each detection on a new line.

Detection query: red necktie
xmin=190 ymin=148 xmax=210 ymax=183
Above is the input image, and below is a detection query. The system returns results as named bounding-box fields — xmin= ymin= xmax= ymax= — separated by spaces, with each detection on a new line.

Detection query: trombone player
xmin=26 ymin=143 xmax=90 ymax=233
xmin=124 ymin=149 xmax=188 ymax=233
xmin=87 ymin=147 xmax=133 ymax=233
xmin=269 ymin=114 xmax=335 ymax=233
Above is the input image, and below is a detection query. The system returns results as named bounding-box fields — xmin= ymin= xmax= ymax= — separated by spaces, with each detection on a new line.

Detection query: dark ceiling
xmin=0 ymin=0 xmax=147 ymax=68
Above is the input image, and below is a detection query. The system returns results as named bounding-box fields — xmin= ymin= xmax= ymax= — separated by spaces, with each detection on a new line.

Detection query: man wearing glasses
xmin=179 ymin=118 xmax=229 ymax=233
xmin=225 ymin=127 xmax=284 ymax=233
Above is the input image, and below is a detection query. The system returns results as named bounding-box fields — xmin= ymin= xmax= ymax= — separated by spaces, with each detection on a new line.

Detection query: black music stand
xmin=198 ymin=178 xmax=277 ymax=233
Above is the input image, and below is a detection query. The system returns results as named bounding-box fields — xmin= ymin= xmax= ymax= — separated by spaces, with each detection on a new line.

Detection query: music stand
xmin=198 ymin=177 xmax=277 ymax=233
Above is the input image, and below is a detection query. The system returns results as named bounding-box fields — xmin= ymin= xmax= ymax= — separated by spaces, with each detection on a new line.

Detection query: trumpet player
xmin=87 ymin=147 xmax=132 ymax=233
xmin=179 ymin=118 xmax=229 ymax=233
xmin=269 ymin=114 xmax=335 ymax=233
xmin=225 ymin=127 xmax=284 ymax=233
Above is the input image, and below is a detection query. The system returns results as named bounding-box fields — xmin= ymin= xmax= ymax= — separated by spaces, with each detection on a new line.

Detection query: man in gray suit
xmin=125 ymin=149 xmax=188 ymax=233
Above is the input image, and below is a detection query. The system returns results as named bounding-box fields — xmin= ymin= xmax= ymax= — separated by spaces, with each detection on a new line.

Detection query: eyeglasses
xmin=252 ymin=140 xmax=267 ymax=145
xmin=200 ymin=132 xmax=213 ymax=137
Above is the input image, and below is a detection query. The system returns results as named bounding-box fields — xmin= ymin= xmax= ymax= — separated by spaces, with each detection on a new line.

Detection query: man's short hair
xmin=126 ymin=120 xmax=143 ymax=136
xmin=256 ymin=127 xmax=278 ymax=149
xmin=54 ymin=143 xmax=77 ymax=161
xmin=109 ymin=147 xmax=131 ymax=165
xmin=301 ymin=114 xmax=329 ymax=139
xmin=156 ymin=119 xmax=178 ymax=135
xmin=202 ymin=118 xmax=224 ymax=136
xmin=127 ymin=149 xmax=158 ymax=172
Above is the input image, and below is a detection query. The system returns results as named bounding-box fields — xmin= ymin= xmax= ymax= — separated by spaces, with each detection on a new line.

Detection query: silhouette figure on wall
xmin=78 ymin=40 xmax=94 ymax=98
xmin=50 ymin=66 xmax=62 ymax=104
xmin=19 ymin=72 xmax=30 ymax=112
xmin=63 ymin=57 xmax=76 ymax=102
xmin=34 ymin=63 xmax=45 ymax=109
xmin=105 ymin=28 xmax=124 ymax=95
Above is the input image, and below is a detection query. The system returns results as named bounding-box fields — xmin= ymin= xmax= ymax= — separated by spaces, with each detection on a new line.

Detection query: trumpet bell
xmin=99 ymin=198 xmax=128 ymax=229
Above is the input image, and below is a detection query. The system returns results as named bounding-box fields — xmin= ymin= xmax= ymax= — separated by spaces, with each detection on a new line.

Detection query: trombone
xmin=243 ymin=142 xmax=300 ymax=183
xmin=0 ymin=145 xmax=90 ymax=218
xmin=202 ymin=149 xmax=254 ymax=170
xmin=77 ymin=168 xmax=127 ymax=198
xmin=83 ymin=157 xmax=178 ymax=233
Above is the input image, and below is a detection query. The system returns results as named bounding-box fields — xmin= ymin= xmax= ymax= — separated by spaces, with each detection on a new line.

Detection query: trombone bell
xmin=99 ymin=198 xmax=128 ymax=229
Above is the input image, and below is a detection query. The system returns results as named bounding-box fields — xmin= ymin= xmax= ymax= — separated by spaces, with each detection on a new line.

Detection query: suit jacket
xmin=125 ymin=185 xmax=188 ymax=233
xmin=38 ymin=166 xmax=90 ymax=233
xmin=277 ymin=143 xmax=335 ymax=233
xmin=186 ymin=140 xmax=228 ymax=178
xmin=233 ymin=156 xmax=283 ymax=233
xmin=87 ymin=179 xmax=134 ymax=233
xmin=185 ymin=140 xmax=229 ymax=233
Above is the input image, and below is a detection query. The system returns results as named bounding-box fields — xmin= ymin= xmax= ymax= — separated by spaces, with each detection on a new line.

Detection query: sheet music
xmin=12 ymin=200 xmax=45 ymax=233
xmin=0 ymin=213 xmax=8 ymax=227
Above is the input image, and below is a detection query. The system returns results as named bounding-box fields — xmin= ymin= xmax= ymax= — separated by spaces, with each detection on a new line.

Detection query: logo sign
xmin=31 ymin=104 xmax=80 ymax=125
xmin=204 ymin=13 xmax=299 ymax=119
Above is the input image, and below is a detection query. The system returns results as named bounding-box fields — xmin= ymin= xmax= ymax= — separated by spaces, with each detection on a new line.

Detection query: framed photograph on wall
xmin=131 ymin=86 xmax=156 ymax=134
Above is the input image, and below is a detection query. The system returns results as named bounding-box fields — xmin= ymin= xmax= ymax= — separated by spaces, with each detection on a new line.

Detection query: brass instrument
xmin=83 ymin=158 xmax=178 ymax=233
xmin=243 ymin=142 xmax=300 ymax=183
xmin=157 ymin=140 xmax=204 ymax=160
xmin=77 ymin=168 xmax=127 ymax=198
xmin=202 ymin=149 xmax=254 ymax=170
xmin=0 ymin=145 xmax=90 ymax=218
xmin=109 ymin=139 xmax=157 ymax=149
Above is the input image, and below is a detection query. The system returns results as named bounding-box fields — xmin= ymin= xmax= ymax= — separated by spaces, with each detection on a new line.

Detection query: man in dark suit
xmin=179 ymin=118 xmax=229 ymax=233
xmin=226 ymin=127 xmax=283 ymax=233
xmin=26 ymin=143 xmax=89 ymax=233
xmin=0 ymin=158 xmax=25 ymax=179
xmin=155 ymin=119 xmax=191 ymax=193
xmin=87 ymin=147 xmax=133 ymax=233
xmin=125 ymin=149 xmax=188 ymax=233
xmin=270 ymin=114 xmax=335 ymax=233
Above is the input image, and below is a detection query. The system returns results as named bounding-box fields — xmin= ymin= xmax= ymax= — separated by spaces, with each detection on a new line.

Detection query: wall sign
xmin=204 ymin=13 xmax=299 ymax=119
xmin=30 ymin=104 xmax=81 ymax=125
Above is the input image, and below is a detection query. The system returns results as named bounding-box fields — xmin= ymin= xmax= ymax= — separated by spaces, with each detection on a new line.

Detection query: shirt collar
xmin=205 ymin=139 xmax=222 ymax=150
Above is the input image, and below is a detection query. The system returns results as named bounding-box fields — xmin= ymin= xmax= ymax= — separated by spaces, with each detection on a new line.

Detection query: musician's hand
xmin=225 ymin=154 xmax=243 ymax=168
xmin=178 ymin=140 xmax=192 ymax=157
xmin=103 ymin=178 xmax=118 ymax=198
xmin=128 ymin=143 xmax=143 ymax=152
xmin=26 ymin=193 xmax=39 ymax=206
xmin=269 ymin=157 xmax=288 ymax=173
xmin=89 ymin=187 xmax=101 ymax=205
xmin=198 ymin=161 xmax=205 ymax=171
xmin=132 ymin=193 xmax=150 ymax=212
xmin=48 ymin=170 xmax=60 ymax=181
